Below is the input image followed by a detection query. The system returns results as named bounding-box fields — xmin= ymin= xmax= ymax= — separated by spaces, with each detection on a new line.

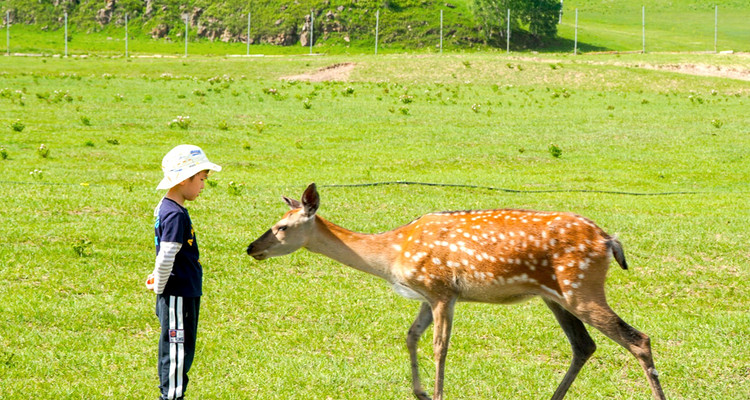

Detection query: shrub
xmin=37 ymin=144 xmax=50 ymax=158
xmin=168 ymin=116 xmax=191 ymax=129
xmin=11 ymin=120 xmax=25 ymax=132
xmin=548 ymin=144 xmax=562 ymax=158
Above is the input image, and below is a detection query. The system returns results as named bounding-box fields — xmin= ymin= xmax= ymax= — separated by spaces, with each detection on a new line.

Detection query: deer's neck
xmin=305 ymin=216 xmax=400 ymax=282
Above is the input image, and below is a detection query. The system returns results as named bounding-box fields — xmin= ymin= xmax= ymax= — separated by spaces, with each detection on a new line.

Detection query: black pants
xmin=155 ymin=295 xmax=200 ymax=400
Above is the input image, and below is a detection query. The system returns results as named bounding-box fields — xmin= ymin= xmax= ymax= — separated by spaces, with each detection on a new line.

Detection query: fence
xmin=1 ymin=5 xmax=747 ymax=57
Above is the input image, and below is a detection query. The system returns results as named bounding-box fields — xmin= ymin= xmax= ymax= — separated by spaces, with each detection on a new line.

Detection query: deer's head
xmin=246 ymin=183 xmax=320 ymax=260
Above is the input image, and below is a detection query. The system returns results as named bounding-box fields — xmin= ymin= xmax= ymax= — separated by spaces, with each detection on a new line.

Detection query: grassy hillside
xmin=0 ymin=52 xmax=749 ymax=399
xmin=2 ymin=0 xmax=747 ymax=54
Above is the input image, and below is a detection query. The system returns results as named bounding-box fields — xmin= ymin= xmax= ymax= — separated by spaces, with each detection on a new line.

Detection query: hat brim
xmin=156 ymin=162 xmax=222 ymax=190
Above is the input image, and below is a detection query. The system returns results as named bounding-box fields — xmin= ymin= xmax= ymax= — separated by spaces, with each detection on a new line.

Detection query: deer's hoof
xmin=414 ymin=390 xmax=431 ymax=400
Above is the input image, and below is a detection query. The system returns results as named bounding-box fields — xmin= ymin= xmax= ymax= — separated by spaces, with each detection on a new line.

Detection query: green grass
xmin=556 ymin=0 xmax=750 ymax=52
xmin=0 ymin=53 xmax=749 ymax=399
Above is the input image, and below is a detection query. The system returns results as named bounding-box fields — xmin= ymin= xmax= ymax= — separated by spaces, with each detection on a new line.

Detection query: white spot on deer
xmin=449 ymin=244 xmax=458 ymax=252
xmin=432 ymin=258 xmax=442 ymax=265
xmin=393 ymin=244 xmax=402 ymax=251
xmin=404 ymin=251 xmax=411 ymax=258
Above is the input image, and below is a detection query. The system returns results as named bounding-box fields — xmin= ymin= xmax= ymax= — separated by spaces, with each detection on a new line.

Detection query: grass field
xmin=1 ymin=52 xmax=749 ymax=399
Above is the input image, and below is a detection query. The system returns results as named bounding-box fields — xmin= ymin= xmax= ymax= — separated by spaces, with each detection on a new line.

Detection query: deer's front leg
xmin=408 ymin=302 xmax=434 ymax=400
xmin=431 ymin=298 xmax=457 ymax=400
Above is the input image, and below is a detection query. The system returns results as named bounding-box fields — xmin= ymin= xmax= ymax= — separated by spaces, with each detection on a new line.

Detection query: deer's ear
xmin=301 ymin=183 xmax=319 ymax=217
xmin=282 ymin=196 xmax=302 ymax=210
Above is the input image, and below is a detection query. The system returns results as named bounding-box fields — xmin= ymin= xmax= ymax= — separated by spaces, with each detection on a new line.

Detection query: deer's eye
xmin=276 ymin=226 xmax=287 ymax=232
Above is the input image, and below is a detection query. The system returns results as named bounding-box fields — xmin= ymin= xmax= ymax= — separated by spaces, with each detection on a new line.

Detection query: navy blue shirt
xmin=154 ymin=198 xmax=202 ymax=297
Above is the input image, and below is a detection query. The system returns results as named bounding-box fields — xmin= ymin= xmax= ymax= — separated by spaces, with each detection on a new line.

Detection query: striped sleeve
xmin=152 ymin=242 xmax=182 ymax=294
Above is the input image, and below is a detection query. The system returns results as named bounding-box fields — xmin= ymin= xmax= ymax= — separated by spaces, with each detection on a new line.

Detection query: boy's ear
xmin=301 ymin=183 xmax=319 ymax=217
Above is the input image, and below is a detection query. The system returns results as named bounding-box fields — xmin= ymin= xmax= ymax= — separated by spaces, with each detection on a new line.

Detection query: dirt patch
xmin=281 ymin=62 xmax=356 ymax=82
xmin=637 ymin=62 xmax=750 ymax=81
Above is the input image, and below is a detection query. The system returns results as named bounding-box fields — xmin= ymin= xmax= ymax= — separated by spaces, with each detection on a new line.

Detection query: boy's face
xmin=181 ymin=170 xmax=208 ymax=201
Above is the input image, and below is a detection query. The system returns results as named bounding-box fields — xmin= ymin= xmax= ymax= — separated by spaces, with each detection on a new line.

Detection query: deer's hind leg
xmin=543 ymin=298 xmax=597 ymax=400
xmin=572 ymin=298 xmax=666 ymax=400
xmin=407 ymin=302 xmax=433 ymax=400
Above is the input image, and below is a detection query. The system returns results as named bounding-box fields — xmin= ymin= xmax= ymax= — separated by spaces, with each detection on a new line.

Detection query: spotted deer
xmin=246 ymin=183 xmax=666 ymax=400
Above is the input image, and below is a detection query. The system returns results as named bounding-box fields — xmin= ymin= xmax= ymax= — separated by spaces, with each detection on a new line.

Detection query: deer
xmin=246 ymin=183 xmax=666 ymax=400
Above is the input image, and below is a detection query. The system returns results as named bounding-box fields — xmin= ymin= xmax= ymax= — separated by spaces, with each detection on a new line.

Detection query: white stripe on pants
xmin=167 ymin=296 xmax=185 ymax=399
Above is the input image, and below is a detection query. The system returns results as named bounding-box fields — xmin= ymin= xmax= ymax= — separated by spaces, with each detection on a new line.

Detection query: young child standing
xmin=146 ymin=144 xmax=221 ymax=400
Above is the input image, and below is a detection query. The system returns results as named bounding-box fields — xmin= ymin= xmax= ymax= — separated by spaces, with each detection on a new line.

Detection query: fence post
xmin=574 ymin=8 xmax=578 ymax=55
xmin=247 ymin=12 xmax=251 ymax=55
xmin=64 ymin=12 xmax=68 ymax=57
xmin=642 ymin=6 xmax=645 ymax=53
xmin=440 ymin=9 xmax=443 ymax=54
xmin=375 ymin=10 xmax=380 ymax=55
xmin=310 ymin=9 xmax=314 ymax=55
xmin=506 ymin=9 xmax=510 ymax=53
xmin=5 ymin=11 xmax=9 ymax=56
xmin=125 ymin=13 xmax=128 ymax=58
xmin=714 ymin=5 xmax=718 ymax=53
xmin=184 ymin=15 xmax=188 ymax=57
xmin=559 ymin=0 xmax=563 ymax=24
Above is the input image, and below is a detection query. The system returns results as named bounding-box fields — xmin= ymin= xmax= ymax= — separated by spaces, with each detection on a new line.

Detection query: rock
xmin=220 ymin=29 xmax=234 ymax=42
xmin=151 ymin=24 xmax=170 ymax=39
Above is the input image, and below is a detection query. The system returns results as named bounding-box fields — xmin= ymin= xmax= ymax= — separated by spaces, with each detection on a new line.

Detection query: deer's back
xmin=392 ymin=209 xmax=614 ymax=304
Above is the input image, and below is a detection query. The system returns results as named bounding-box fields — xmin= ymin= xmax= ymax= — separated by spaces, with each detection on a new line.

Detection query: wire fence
xmin=1 ymin=5 xmax=748 ymax=57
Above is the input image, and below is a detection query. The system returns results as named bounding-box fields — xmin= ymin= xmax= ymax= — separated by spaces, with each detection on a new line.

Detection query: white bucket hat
xmin=157 ymin=144 xmax=222 ymax=190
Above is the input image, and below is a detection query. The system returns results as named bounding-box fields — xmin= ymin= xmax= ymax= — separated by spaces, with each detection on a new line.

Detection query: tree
xmin=471 ymin=0 xmax=561 ymax=44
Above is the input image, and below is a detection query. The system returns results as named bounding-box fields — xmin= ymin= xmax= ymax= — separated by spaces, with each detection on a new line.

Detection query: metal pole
xmin=642 ymin=6 xmax=645 ymax=53
xmin=375 ymin=10 xmax=380 ymax=55
xmin=6 ymin=11 xmax=9 ymax=56
xmin=574 ymin=8 xmax=578 ymax=55
xmin=714 ymin=5 xmax=718 ymax=53
xmin=184 ymin=15 xmax=188 ymax=57
xmin=310 ymin=9 xmax=314 ymax=55
xmin=506 ymin=9 xmax=510 ymax=53
xmin=125 ymin=13 xmax=128 ymax=58
xmin=64 ymin=12 xmax=68 ymax=57
xmin=440 ymin=10 xmax=443 ymax=54
xmin=559 ymin=0 xmax=563 ymax=24
xmin=247 ymin=12 xmax=251 ymax=55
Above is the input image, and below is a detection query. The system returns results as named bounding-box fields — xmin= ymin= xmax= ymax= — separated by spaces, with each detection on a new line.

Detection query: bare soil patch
xmin=281 ymin=62 xmax=356 ymax=82
xmin=637 ymin=62 xmax=750 ymax=81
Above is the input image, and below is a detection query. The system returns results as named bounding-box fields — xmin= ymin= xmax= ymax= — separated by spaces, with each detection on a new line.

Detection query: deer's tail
xmin=607 ymin=237 xmax=629 ymax=270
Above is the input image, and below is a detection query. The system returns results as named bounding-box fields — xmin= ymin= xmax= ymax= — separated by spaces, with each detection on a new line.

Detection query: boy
xmin=146 ymin=144 xmax=221 ymax=400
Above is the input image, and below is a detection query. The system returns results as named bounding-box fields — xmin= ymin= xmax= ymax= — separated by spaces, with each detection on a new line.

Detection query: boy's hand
xmin=145 ymin=274 xmax=155 ymax=291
